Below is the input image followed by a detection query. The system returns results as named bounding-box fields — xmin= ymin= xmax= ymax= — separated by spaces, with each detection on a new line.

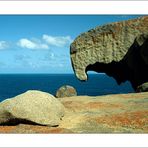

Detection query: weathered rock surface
xmin=136 ymin=82 xmax=148 ymax=92
xmin=70 ymin=16 xmax=148 ymax=90
xmin=56 ymin=85 xmax=77 ymax=98
xmin=0 ymin=90 xmax=65 ymax=126
xmin=0 ymin=92 xmax=148 ymax=133
xmin=0 ymin=124 xmax=72 ymax=133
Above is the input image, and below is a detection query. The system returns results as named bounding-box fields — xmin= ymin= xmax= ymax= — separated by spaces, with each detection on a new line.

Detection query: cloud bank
xmin=16 ymin=35 xmax=72 ymax=50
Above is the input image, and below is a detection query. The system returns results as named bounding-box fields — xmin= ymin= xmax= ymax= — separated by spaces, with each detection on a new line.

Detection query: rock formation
xmin=56 ymin=85 xmax=77 ymax=98
xmin=0 ymin=90 xmax=65 ymax=126
xmin=0 ymin=92 xmax=148 ymax=133
xmin=136 ymin=82 xmax=148 ymax=92
xmin=70 ymin=16 xmax=148 ymax=90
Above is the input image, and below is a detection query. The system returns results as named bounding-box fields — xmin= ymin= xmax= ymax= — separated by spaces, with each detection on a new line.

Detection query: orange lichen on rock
xmin=95 ymin=111 xmax=148 ymax=130
xmin=0 ymin=126 xmax=15 ymax=133
xmin=0 ymin=92 xmax=147 ymax=133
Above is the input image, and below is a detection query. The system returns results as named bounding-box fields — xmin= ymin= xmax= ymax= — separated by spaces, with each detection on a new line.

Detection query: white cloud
xmin=17 ymin=38 xmax=49 ymax=50
xmin=17 ymin=35 xmax=73 ymax=50
xmin=0 ymin=41 xmax=8 ymax=50
xmin=43 ymin=35 xmax=73 ymax=47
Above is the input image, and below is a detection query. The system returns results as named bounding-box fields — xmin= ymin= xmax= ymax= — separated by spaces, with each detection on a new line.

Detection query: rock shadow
xmin=86 ymin=38 xmax=148 ymax=90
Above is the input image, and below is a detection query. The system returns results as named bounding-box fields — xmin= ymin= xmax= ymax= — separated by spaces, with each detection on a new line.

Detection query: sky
xmin=0 ymin=15 xmax=142 ymax=74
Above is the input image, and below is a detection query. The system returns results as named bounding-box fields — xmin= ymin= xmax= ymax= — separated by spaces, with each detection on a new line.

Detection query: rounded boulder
xmin=56 ymin=85 xmax=77 ymax=98
xmin=0 ymin=90 xmax=65 ymax=126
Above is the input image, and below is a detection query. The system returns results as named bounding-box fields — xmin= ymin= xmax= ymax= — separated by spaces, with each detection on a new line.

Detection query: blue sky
xmin=0 ymin=15 xmax=142 ymax=74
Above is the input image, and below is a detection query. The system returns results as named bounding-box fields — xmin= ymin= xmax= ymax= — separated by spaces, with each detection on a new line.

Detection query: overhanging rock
xmin=70 ymin=16 xmax=148 ymax=90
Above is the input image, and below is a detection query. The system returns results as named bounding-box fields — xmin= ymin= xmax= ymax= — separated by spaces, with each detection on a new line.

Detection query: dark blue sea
xmin=0 ymin=74 xmax=134 ymax=102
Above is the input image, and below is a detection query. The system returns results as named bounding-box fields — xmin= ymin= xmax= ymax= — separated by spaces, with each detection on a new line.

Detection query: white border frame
xmin=0 ymin=134 xmax=148 ymax=147
xmin=0 ymin=1 xmax=147 ymax=147
xmin=0 ymin=1 xmax=147 ymax=14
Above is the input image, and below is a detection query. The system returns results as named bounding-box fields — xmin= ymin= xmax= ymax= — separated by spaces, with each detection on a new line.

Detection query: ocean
xmin=0 ymin=74 xmax=134 ymax=102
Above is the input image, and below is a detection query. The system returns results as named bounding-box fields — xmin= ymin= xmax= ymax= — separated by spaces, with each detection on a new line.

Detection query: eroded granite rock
xmin=56 ymin=85 xmax=77 ymax=98
xmin=70 ymin=16 xmax=148 ymax=90
xmin=136 ymin=82 xmax=148 ymax=92
xmin=0 ymin=92 xmax=148 ymax=133
xmin=0 ymin=90 xmax=65 ymax=126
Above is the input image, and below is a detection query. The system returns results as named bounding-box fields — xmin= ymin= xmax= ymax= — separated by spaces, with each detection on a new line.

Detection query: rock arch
xmin=70 ymin=16 xmax=148 ymax=91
